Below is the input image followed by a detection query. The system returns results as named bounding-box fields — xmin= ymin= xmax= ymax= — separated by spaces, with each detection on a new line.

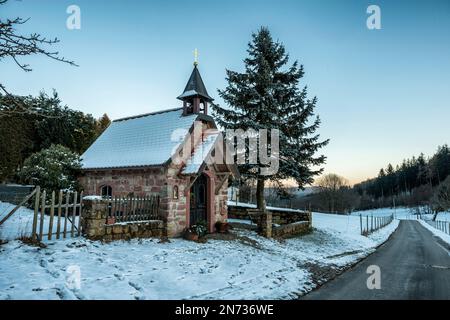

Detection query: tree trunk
xmin=256 ymin=178 xmax=266 ymax=211
xmin=432 ymin=211 xmax=439 ymax=221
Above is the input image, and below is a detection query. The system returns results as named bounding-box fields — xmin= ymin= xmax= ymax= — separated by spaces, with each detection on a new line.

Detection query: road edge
xmin=300 ymin=220 xmax=401 ymax=299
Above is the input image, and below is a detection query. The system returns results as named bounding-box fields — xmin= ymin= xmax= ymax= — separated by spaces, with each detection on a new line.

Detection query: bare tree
xmin=317 ymin=174 xmax=349 ymax=191
xmin=0 ymin=0 xmax=77 ymax=116
xmin=316 ymin=173 xmax=350 ymax=213
xmin=431 ymin=176 xmax=450 ymax=220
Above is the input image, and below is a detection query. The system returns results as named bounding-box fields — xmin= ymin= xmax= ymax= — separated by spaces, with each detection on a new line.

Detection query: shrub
xmin=18 ymin=144 xmax=82 ymax=192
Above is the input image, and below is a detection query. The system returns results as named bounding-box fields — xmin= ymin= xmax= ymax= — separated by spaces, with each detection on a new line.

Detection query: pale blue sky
xmin=1 ymin=0 xmax=449 ymax=183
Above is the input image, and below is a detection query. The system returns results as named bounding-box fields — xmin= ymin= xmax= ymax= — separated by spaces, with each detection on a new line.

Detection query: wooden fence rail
xmin=106 ymin=195 xmax=160 ymax=224
xmin=360 ymin=214 xmax=394 ymax=236
xmin=419 ymin=216 xmax=450 ymax=235
xmin=0 ymin=187 xmax=38 ymax=227
xmin=31 ymin=188 xmax=84 ymax=241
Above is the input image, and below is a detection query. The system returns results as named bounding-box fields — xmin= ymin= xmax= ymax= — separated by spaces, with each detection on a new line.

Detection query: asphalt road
xmin=303 ymin=220 xmax=450 ymax=300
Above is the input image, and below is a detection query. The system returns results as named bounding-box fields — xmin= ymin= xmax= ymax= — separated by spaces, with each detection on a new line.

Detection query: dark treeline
xmin=0 ymin=91 xmax=110 ymax=182
xmin=264 ymin=145 xmax=450 ymax=218
xmin=354 ymin=145 xmax=450 ymax=209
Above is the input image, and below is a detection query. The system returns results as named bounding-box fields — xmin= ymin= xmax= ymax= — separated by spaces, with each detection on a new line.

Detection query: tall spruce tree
xmin=212 ymin=27 xmax=329 ymax=209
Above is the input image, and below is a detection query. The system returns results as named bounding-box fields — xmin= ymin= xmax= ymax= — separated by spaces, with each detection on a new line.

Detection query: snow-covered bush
xmin=18 ymin=144 xmax=82 ymax=192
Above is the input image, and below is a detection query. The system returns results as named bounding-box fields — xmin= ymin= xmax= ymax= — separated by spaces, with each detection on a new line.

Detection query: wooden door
xmin=190 ymin=174 xmax=207 ymax=226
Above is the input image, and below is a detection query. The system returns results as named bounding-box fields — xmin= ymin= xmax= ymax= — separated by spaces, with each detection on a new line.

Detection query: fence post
xmin=71 ymin=191 xmax=78 ymax=237
xmin=56 ymin=190 xmax=63 ymax=239
xmin=360 ymin=214 xmax=363 ymax=235
xmin=48 ymin=191 xmax=55 ymax=240
xmin=82 ymin=199 xmax=108 ymax=239
xmin=258 ymin=211 xmax=272 ymax=238
xmin=366 ymin=215 xmax=369 ymax=235
xmin=63 ymin=192 xmax=69 ymax=238
xmin=32 ymin=186 xmax=41 ymax=240
xmin=39 ymin=190 xmax=46 ymax=241
xmin=78 ymin=191 xmax=83 ymax=236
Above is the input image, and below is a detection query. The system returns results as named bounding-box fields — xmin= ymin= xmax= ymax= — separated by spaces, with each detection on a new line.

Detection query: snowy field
xmin=418 ymin=220 xmax=450 ymax=245
xmin=0 ymin=202 xmax=403 ymax=300
xmin=420 ymin=212 xmax=450 ymax=222
xmin=351 ymin=206 xmax=450 ymax=221
xmin=351 ymin=207 xmax=411 ymax=219
xmin=0 ymin=201 xmax=38 ymax=240
xmin=0 ymin=201 xmax=79 ymax=241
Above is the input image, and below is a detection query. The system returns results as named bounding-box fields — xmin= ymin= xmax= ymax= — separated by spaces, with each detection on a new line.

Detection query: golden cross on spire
xmin=193 ymin=48 xmax=199 ymax=66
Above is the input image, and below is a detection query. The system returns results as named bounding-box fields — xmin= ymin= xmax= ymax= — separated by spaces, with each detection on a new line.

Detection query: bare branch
xmin=0 ymin=0 xmax=77 ymax=117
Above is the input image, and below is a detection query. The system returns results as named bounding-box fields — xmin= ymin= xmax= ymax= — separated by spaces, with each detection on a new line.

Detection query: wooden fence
xmin=106 ymin=195 xmax=160 ymax=224
xmin=419 ymin=216 xmax=450 ymax=235
xmin=0 ymin=187 xmax=38 ymax=227
xmin=31 ymin=187 xmax=84 ymax=241
xmin=360 ymin=214 xmax=394 ymax=236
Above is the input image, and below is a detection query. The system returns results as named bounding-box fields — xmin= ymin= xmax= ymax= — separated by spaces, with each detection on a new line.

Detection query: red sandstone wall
xmin=79 ymin=165 xmax=230 ymax=238
xmin=78 ymin=167 xmax=166 ymax=197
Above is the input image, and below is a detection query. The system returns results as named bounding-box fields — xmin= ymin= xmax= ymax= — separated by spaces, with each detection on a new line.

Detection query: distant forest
xmin=354 ymin=145 xmax=450 ymax=210
xmin=243 ymin=144 xmax=450 ymax=217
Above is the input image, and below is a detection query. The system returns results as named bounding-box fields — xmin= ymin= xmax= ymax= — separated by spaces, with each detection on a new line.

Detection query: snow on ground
xmin=350 ymin=207 xmax=411 ymax=219
xmin=0 ymin=201 xmax=38 ymax=240
xmin=0 ymin=201 xmax=79 ymax=241
xmin=227 ymin=200 xmax=304 ymax=213
xmin=417 ymin=220 xmax=450 ymax=245
xmin=421 ymin=212 xmax=450 ymax=222
xmin=308 ymin=212 xmax=399 ymax=265
xmin=351 ymin=207 xmax=450 ymax=244
xmin=227 ymin=218 xmax=255 ymax=225
xmin=0 ymin=202 xmax=400 ymax=300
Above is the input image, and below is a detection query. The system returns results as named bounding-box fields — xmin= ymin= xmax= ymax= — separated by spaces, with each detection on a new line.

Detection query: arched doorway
xmin=189 ymin=174 xmax=207 ymax=226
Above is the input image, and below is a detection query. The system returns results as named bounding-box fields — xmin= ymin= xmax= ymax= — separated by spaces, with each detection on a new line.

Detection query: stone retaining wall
xmin=103 ymin=220 xmax=164 ymax=241
xmin=228 ymin=204 xmax=312 ymax=239
xmin=228 ymin=205 xmax=255 ymax=220
xmin=272 ymin=221 xmax=312 ymax=238
xmin=272 ymin=210 xmax=310 ymax=225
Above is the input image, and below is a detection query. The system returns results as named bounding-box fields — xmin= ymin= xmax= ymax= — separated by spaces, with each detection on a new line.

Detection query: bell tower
xmin=177 ymin=53 xmax=213 ymax=116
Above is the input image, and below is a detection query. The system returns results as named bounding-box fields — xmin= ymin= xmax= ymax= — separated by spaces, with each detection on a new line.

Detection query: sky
xmin=1 ymin=0 xmax=449 ymax=185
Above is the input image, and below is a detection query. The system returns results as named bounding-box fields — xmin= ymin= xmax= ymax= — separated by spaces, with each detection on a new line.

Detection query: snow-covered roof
xmin=81 ymin=108 xmax=197 ymax=170
xmin=177 ymin=90 xmax=198 ymax=99
xmin=182 ymin=132 xmax=219 ymax=174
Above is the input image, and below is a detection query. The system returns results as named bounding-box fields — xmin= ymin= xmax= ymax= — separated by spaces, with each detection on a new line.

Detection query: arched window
xmin=100 ymin=185 xmax=112 ymax=198
xmin=173 ymin=185 xmax=179 ymax=200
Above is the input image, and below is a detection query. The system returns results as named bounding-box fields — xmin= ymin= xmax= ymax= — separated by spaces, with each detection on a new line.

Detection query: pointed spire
xmin=177 ymin=65 xmax=214 ymax=102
